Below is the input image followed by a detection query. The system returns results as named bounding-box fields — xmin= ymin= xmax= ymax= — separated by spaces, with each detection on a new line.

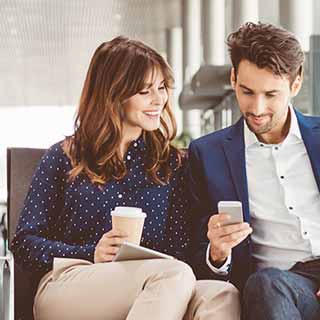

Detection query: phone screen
xmin=218 ymin=201 xmax=243 ymax=225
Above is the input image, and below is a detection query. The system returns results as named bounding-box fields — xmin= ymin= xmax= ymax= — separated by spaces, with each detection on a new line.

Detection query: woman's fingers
xmin=94 ymin=229 xmax=128 ymax=263
xmin=104 ymin=229 xmax=128 ymax=238
xmin=100 ymin=236 xmax=127 ymax=247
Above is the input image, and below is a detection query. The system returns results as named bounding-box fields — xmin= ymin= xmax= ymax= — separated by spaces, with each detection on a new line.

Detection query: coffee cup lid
xmin=111 ymin=206 xmax=146 ymax=218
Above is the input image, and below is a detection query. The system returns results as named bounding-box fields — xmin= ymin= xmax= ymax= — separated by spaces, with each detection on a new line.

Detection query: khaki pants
xmin=34 ymin=258 xmax=240 ymax=320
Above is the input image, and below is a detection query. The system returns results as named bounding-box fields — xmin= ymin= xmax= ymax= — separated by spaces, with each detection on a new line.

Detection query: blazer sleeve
xmin=187 ymin=141 xmax=229 ymax=281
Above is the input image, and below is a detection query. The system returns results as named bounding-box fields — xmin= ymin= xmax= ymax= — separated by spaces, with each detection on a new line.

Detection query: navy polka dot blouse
xmin=11 ymin=136 xmax=191 ymax=277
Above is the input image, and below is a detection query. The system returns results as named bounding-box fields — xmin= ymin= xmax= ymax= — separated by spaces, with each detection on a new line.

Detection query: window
xmin=0 ymin=105 xmax=76 ymax=201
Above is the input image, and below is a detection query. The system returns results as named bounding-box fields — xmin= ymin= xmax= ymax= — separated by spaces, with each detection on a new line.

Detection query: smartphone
xmin=217 ymin=201 xmax=243 ymax=225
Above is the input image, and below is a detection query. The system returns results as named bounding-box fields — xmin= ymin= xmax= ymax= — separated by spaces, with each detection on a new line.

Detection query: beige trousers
xmin=34 ymin=258 xmax=240 ymax=320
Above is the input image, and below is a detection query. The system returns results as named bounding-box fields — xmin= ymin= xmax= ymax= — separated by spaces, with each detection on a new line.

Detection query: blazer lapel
xmin=222 ymin=119 xmax=251 ymax=222
xmin=296 ymin=110 xmax=320 ymax=192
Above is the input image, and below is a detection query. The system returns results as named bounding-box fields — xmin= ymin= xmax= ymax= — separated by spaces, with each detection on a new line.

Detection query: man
xmin=188 ymin=22 xmax=320 ymax=320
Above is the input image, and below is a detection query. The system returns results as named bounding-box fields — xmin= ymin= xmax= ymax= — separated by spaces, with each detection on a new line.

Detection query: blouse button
xmin=127 ymin=155 xmax=131 ymax=160
xmin=133 ymin=143 xmax=138 ymax=147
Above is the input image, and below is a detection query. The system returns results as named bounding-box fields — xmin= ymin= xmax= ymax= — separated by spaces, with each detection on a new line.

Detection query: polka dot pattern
xmin=11 ymin=137 xmax=191 ymax=275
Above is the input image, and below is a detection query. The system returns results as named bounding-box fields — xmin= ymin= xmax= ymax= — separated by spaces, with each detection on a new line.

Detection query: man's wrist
xmin=209 ymin=254 xmax=227 ymax=268
xmin=206 ymin=244 xmax=231 ymax=275
xmin=210 ymin=248 xmax=228 ymax=267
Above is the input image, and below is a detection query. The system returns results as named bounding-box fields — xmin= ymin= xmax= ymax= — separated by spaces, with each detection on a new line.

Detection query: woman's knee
xmin=145 ymin=259 xmax=196 ymax=298
xmin=184 ymin=281 xmax=240 ymax=320
xmin=195 ymin=280 xmax=240 ymax=312
xmin=195 ymin=280 xmax=239 ymax=300
xmin=154 ymin=259 xmax=196 ymax=285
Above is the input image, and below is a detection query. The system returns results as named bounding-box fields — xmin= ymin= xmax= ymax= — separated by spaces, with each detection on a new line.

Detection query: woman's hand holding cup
xmin=95 ymin=206 xmax=147 ymax=263
xmin=94 ymin=229 xmax=128 ymax=263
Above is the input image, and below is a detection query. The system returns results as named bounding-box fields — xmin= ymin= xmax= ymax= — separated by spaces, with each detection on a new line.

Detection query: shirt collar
xmin=244 ymin=104 xmax=302 ymax=149
xmin=127 ymin=134 xmax=147 ymax=154
xmin=244 ymin=119 xmax=259 ymax=148
xmin=288 ymin=105 xmax=302 ymax=140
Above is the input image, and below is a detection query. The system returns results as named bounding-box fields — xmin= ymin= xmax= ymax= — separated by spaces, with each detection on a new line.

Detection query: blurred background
xmin=0 ymin=0 xmax=319 ymax=235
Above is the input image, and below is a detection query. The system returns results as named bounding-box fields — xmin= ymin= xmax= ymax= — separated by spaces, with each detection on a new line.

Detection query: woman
xmin=12 ymin=36 xmax=240 ymax=320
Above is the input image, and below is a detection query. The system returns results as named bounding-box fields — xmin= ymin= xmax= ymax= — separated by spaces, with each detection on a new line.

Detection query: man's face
xmin=231 ymin=60 xmax=301 ymax=142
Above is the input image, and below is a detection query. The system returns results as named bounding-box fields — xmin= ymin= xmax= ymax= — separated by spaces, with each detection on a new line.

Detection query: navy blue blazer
xmin=187 ymin=109 xmax=320 ymax=291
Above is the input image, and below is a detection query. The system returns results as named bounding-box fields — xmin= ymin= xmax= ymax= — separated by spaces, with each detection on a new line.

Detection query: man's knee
xmin=244 ymin=267 xmax=289 ymax=301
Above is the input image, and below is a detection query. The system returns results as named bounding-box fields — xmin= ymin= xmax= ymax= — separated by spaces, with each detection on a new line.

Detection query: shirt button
xmin=127 ymin=155 xmax=131 ymax=160
xmin=280 ymin=176 xmax=284 ymax=179
xmin=118 ymin=194 xmax=123 ymax=199
xmin=275 ymin=146 xmax=279 ymax=150
xmin=289 ymin=206 xmax=293 ymax=210
xmin=260 ymin=144 xmax=264 ymax=147
xmin=133 ymin=143 xmax=138 ymax=147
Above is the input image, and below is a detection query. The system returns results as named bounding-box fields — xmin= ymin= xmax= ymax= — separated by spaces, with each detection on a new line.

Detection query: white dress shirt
xmin=245 ymin=106 xmax=320 ymax=270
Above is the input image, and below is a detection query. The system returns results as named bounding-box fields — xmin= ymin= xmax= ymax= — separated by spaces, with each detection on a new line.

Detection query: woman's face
xmin=122 ymin=70 xmax=168 ymax=136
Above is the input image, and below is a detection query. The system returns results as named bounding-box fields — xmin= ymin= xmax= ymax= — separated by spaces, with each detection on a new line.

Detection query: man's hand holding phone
xmin=207 ymin=201 xmax=253 ymax=267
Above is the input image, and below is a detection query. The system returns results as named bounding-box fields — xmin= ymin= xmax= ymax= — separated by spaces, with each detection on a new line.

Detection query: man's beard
xmin=244 ymin=114 xmax=274 ymax=134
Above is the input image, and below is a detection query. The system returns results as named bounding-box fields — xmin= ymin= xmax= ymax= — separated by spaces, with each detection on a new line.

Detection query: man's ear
xmin=291 ymin=73 xmax=303 ymax=97
xmin=230 ymin=68 xmax=236 ymax=89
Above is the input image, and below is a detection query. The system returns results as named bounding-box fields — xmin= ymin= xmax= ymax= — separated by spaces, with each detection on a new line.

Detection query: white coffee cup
xmin=111 ymin=207 xmax=147 ymax=245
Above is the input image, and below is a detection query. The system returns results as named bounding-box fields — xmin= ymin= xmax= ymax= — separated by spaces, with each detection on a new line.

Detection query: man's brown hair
xmin=226 ymin=22 xmax=305 ymax=84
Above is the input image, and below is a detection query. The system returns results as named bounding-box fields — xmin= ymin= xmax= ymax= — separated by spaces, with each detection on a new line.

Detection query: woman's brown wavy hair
xmin=63 ymin=36 xmax=182 ymax=185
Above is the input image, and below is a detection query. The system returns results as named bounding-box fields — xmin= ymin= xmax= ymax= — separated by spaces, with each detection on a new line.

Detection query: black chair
xmin=7 ymin=147 xmax=46 ymax=320
xmin=0 ymin=244 xmax=14 ymax=320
